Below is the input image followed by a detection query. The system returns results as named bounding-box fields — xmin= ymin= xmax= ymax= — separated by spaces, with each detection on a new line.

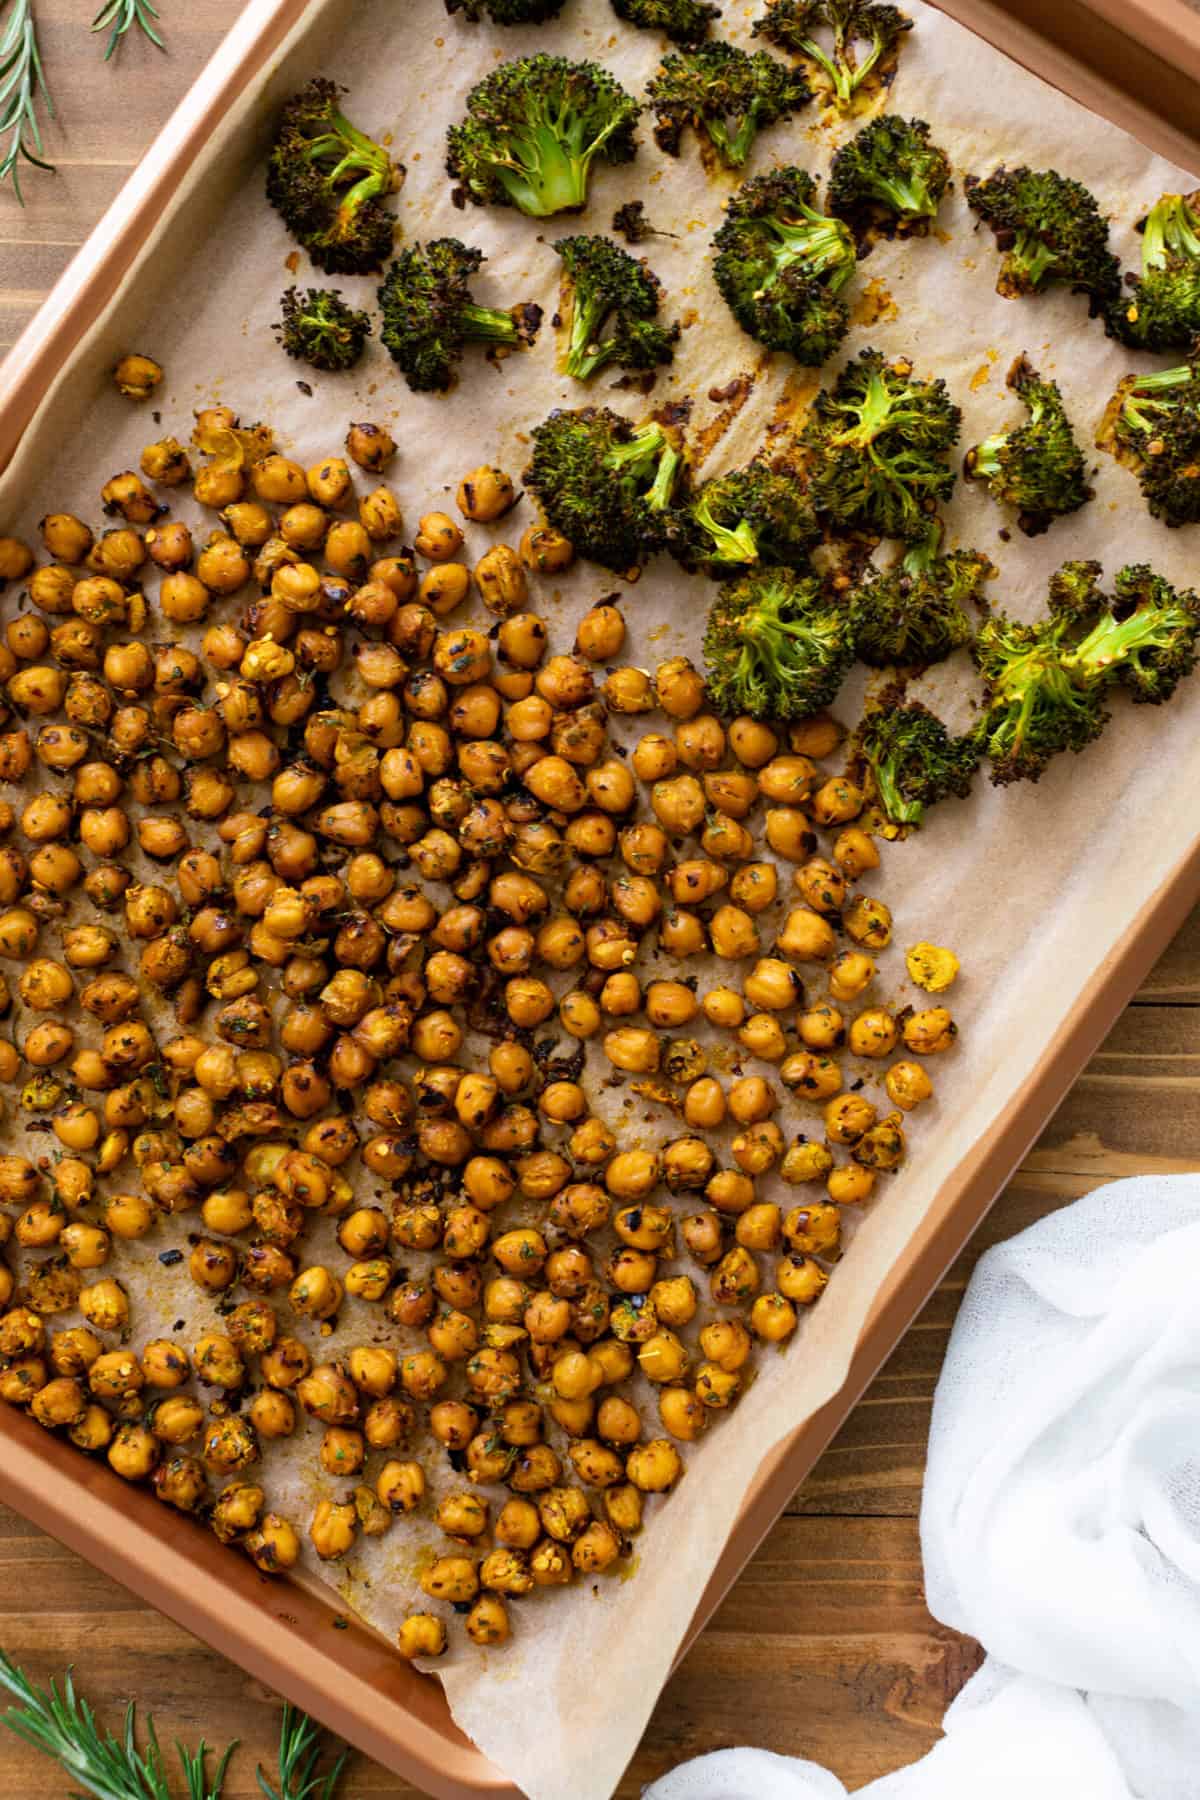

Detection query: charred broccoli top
xmin=1108 ymin=192 xmax=1200 ymax=352
xmin=646 ymin=43 xmax=810 ymax=169
xmin=553 ymin=235 xmax=679 ymax=382
xmin=1105 ymin=356 xmax=1200 ymax=528
xmin=446 ymin=54 xmax=640 ymax=218
xmin=378 ymin=238 xmax=542 ymax=392
xmin=828 ymin=115 xmax=951 ymax=233
xmin=669 ymin=459 xmax=821 ymax=572
xmin=964 ymin=355 xmax=1091 ymax=536
xmin=971 ymin=604 xmax=1106 ymax=785
xmin=524 ymin=406 xmax=685 ymax=571
xmin=273 ymin=287 xmax=371 ymax=372
xmin=703 ymin=567 xmax=856 ymax=719
xmin=1060 ymin=564 xmax=1200 ymax=704
xmin=266 ymin=78 xmax=400 ymax=275
xmin=611 ymin=0 xmax=721 ymax=45
xmin=964 ymin=165 xmax=1120 ymax=306
xmin=712 ymin=165 xmax=857 ymax=364
xmin=753 ymin=1 xmax=912 ymax=114
xmin=445 ymin=0 xmax=567 ymax=19
xmin=850 ymin=521 xmax=990 ymax=666
xmin=859 ymin=698 xmax=979 ymax=826
xmin=801 ymin=347 xmax=962 ymax=540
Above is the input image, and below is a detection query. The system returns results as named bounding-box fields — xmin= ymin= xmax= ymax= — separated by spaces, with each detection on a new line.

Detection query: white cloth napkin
xmin=645 ymin=1176 xmax=1200 ymax=1800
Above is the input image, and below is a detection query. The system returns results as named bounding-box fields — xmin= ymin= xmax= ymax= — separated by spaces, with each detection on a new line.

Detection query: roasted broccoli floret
xmin=1103 ymin=356 xmax=1200 ymax=528
xmin=273 ymin=287 xmax=372 ymax=373
xmin=446 ymin=0 xmax=567 ymax=20
xmin=611 ymin=0 xmax=720 ymax=45
xmin=266 ymin=78 xmax=400 ymax=275
xmin=1060 ymin=563 xmax=1200 ymax=704
xmin=378 ymin=239 xmax=542 ymax=392
xmin=971 ymin=605 xmax=1107 ymax=785
xmin=828 ymin=115 xmax=951 ymax=234
xmin=611 ymin=199 xmax=669 ymax=244
xmin=703 ymin=567 xmax=855 ymax=719
xmin=446 ymin=54 xmax=640 ymax=218
xmin=850 ymin=521 xmax=990 ymax=666
xmin=752 ymin=0 xmax=911 ymax=114
xmin=964 ymin=355 xmax=1090 ymax=536
xmin=1107 ymin=192 xmax=1200 ymax=352
xmin=801 ymin=347 xmax=961 ymax=540
xmin=669 ymin=459 xmax=821 ymax=572
xmin=712 ymin=166 xmax=857 ymax=364
xmin=553 ymin=235 xmax=679 ymax=382
xmin=524 ymin=407 xmax=685 ymax=571
xmin=859 ymin=697 xmax=979 ymax=826
xmin=963 ymin=165 xmax=1120 ymax=306
xmin=646 ymin=43 xmax=810 ymax=169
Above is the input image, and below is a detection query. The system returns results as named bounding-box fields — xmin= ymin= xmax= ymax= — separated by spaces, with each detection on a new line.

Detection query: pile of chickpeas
xmin=0 ymin=384 xmax=961 ymax=1662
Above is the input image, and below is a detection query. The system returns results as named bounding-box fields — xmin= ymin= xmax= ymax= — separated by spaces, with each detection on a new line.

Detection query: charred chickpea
xmin=903 ymin=1007 xmax=956 ymax=1053
xmin=886 ymin=1060 xmax=933 ymax=1110
xmin=458 ymin=465 xmax=515 ymax=522
xmin=834 ymin=825 xmax=880 ymax=877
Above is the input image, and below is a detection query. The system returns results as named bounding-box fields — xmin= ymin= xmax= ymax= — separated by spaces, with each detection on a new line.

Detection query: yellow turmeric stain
xmin=851 ymin=275 xmax=898 ymax=327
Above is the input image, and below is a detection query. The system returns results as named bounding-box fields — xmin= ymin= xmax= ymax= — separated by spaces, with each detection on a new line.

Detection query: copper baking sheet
xmin=0 ymin=2 xmax=1198 ymax=1796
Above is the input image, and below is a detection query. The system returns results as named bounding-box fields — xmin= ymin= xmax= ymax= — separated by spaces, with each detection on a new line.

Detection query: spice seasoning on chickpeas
xmin=0 ymin=403 xmax=963 ymax=1664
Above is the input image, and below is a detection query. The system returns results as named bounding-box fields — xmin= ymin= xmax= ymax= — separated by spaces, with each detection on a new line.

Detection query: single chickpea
xmin=398 ymin=1614 xmax=447 ymax=1660
xmin=458 ymin=465 xmax=515 ymax=521
xmin=885 ymin=1060 xmax=933 ymax=1110
xmin=903 ymin=1007 xmax=957 ymax=1054
xmin=833 ymin=826 xmax=880 ymax=877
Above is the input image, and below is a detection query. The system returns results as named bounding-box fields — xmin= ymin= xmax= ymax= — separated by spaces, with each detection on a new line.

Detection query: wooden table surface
xmin=3 ymin=9 xmax=1198 ymax=1794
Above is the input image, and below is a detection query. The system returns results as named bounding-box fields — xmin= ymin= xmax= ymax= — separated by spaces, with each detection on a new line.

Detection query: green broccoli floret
xmin=446 ymin=54 xmax=640 ymax=218
xmin=963 ymin=165 xmax=1120 ymax=306
xmin=752 ymin=0 xmax=912 ymax=114
xmin=266 ymin=78 xmax=400 ymax=275
xmin=850 ymin=521 xmax=990 ymax=666
xmin=446 ymin=0 xmax=567 ymax=20
xmin=524 ymin=407 xmax=685 ymax=572
xmin=611 ymin=0 xmax=721 ymax=46
xmin=711 ymin=166 xmax=857 ymax=364
xmin=272 ymin=287 xmax=372 ymax=373
xmin=1103 ymin=355 xmax=1200 ymax=528
xmin=801 ymin=347 xmax=961 ymax=540
xmin=971 ymin=604 xmax=1107 ymax=786
xmin=1107 ymin=192 xmax=1200 ymax=352
xmin=964 ymin=355 xmax=1091 ymax=536
xmin=859 ymin=697 xmax=979 ymax=826
xmin=552 ymin=236 xmax=679 ymax=382
xmin=827 ymin=115 xmax=951 ymax=233
xmin=669 ymin=459 xmax=821 ymax=572
xmin=1046 ymin=557 xmax=1105 ymax=630
xmin=1060 ymin=563 xmax=1200 ymax=704
xmin=703 ymin=567 xmax=855 ymax=719
xmin=378 ymin=239 xmax=542 ymax=393
xmin=646 ymin=43 xmax=810 ymax=170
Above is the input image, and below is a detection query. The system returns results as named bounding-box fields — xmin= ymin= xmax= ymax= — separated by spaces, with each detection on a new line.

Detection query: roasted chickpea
xmin=458 ymin=465 xmax=515 ymax=521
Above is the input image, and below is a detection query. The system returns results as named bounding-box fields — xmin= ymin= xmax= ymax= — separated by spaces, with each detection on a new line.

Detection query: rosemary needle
xmin=0 ymin=0 xmax=55 ymax=202
xmin=91 ymin=0 xmax=165 ymax=62
xmin=0 ymin=1647 xmax=235 ymax=1800
xmin=257 ymin=1703 xmax=349 ymax=1800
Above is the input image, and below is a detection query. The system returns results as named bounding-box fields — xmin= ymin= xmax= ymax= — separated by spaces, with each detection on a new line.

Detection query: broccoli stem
xmin=492 ymin=126 xmax=591 ymax=217
xmin=561 ymin=285 xmax=615 ymax=380
xmin=603 ymin=423 xmax=680 ymax=511
xmin=967 ymin=432 xmax=1006 ymax=483
xmin=873 ymin=171 xmax=936 ymax=219
xmin=827 ymin=366 xmax=928 ymax=448
xmin=646 ymin=442 xmax=682 ymax=512
xmin=459 ymin=301 xmax=522 ymax=347
xmin=693 ymin=491 xmax=759 ymax=564
xmin=789 ymin=31 xmax=850 ymax=106
xmin=706 ymin=104 xmax=762 ymax=169
xmin=1062 ymin=606 xmax=1183 ymax=683
xmin=1141 ymin=193 xmax=1200 ymax=273
xmin=1007 ymin=231 xmax=1059 ymax=290
xmin=760 ymin=212 xmax=855 ymax=290
xmin=899 ymin=520 xmax=943 ymax=577
xmin=1121 ymin=363 xmax=1194 ymax=435
xmin=872 ymin=755 xmax=923 ymax=825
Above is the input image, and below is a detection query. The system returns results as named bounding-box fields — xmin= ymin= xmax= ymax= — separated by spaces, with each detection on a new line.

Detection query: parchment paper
xmin=2 ymin=1 xmax=1199 ymax=1796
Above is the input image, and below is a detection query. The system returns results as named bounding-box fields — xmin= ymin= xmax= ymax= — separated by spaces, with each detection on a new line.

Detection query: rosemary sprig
xmin=257 ymin=1703 xmax=348 ymax=1800
xmin=0 ymin=1651 xmax=347 ymax=1800
xmin=0 ymin=0 xmax=55 ymax=202
xmin=90 ymin=0 xmax=165 ymax=61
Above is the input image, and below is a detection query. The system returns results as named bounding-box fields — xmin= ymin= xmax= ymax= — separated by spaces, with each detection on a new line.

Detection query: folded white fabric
xmin=645 ymin=1176 xmax=1200 ymax=1800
